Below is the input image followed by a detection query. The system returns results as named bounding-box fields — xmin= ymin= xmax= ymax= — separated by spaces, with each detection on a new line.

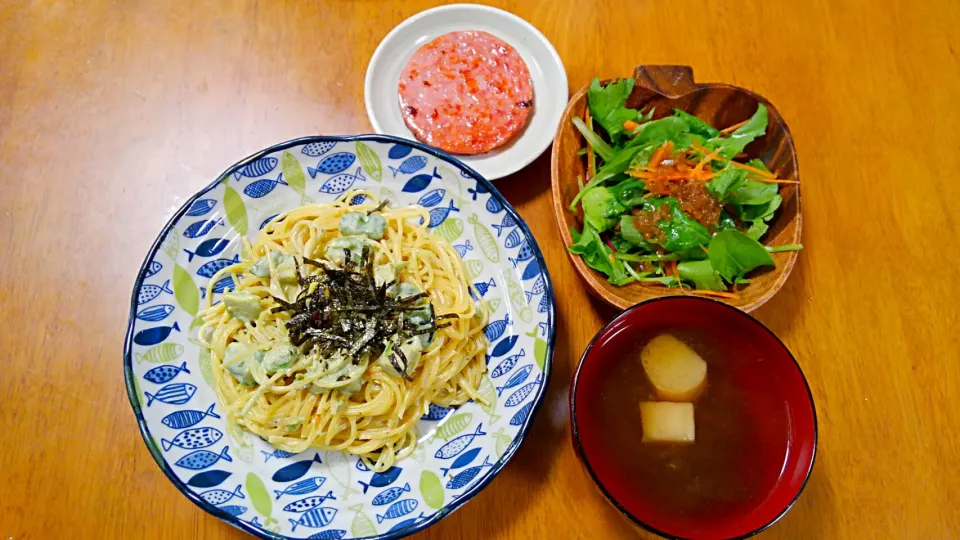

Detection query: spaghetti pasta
xmin=198 ymin=190 xmax=488 ymax=471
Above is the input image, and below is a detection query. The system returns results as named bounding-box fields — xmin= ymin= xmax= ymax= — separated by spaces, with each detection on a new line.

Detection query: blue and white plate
xmin=123 ymin=135 xmax=555 ymax=539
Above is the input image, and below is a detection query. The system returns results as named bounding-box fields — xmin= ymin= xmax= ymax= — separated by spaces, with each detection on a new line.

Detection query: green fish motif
xmin=221 ymin=180 xmax=249 ymax=235
xmin=411 ymin=444 xmax=426 ymax=463
xmin=160 ymin=231 xmax=179 ymax=260
xmin=355 ymin=141 xmax=382 ymax=182
xmin=435 ymin=412 xmax=472 ymax=441
xmin=282 ymin=151 xmax=310 ymax=204
xmin=232 ymin=429 xmax=255 ymax=463
xmin=485 ymin=298 xmax=501 ymax=314
xmin=469 ymin=214 xmax=499 ymax=262
xmin=438 ymin=166 xmax=466 ymax=206
xmin=435 ymin=217 xmax=464 ymax=242
xmin=420 ymin=471 xmax=445 ymax=510
xmin=132 ymin=376 xmax=146 ymax=408
xmin=465 ymin=259 xmax=483 ymax=279
xmin=326 ymin=451 xmax=359 ymax=498
xmin=135 ymin=343 xmax=184 ymax=364
xmin=198 ymin=346 xmax=214 ymax=389
xmin=477 ymin=376 xmax=498 ymax=418
xmin=246 ymin=473 xmax=275 ymax=526
xmin=493 ymin=427 xmax=513 ymax=458
xmin=534 ymin=338 xmax=548 ymax=371
xmin=379 ymin=186 xmax=399 ymax=208
xmin=505 ymin=277 xmax=533 ymax=323
xmin=349 ymin=504 xmax=378 ymax=537
xmin=172 ymin=264 xmax=199 ymax=316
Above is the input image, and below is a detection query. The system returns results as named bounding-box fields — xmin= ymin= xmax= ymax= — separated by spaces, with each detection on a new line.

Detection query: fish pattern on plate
xmin=125 ymin=138 xmax=554 ymax=539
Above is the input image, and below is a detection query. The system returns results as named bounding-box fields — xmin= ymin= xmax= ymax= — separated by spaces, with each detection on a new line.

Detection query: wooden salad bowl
xmin=551 ymin=65 xmax=801 ymax=312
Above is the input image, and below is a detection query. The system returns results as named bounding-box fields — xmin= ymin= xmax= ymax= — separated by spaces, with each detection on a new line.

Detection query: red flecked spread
xmin=398 ymin=30 xmax=534 ymax=155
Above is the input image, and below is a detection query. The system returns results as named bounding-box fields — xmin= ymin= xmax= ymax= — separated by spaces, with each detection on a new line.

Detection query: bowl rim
xmin=569 ymin=296 xmax=817 ymax=540
xmin=550 ymin=72 xmax=802 ymax=313
xmin=363 ymin=2 xmax=569 ymax=180
xmin=122 ymin=134 xmax=557 ymax=540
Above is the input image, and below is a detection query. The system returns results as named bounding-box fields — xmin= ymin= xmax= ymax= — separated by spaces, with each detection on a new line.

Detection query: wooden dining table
xmin=2 ymin=0 xmax=959 ymax=538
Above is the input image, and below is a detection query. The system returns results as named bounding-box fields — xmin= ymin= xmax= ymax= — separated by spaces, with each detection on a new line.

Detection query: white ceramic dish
xmin=364 ymin=4 xmax=568 ymax=180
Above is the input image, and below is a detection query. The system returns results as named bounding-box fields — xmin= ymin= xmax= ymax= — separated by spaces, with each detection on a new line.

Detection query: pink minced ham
xmin=398 ymin=31 xmax=534 ymax=155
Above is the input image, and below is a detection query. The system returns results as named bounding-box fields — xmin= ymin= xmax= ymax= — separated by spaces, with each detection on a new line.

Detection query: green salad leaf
xmin=610 ymin=178 xmax=646 ymax=207
xmin=704 ymin=104 xmax=768 ymax=158
xmin=619 ymin=215 xmax=652 ymax=250
xmin=678 ymin=260 xmax=726 ymax=290
xmin=569 ymin=223 xmax=633 ymax=285
xmin=674 ymin=109 xmax=720 ymax=138
xmin=581 ymin=187 xmax=625 ymax=233
xmin=587 ymin=77 xmax=639 ymax=141
xmin=745 ymin=220 xmax=770 ymax=240
xmin=707 ymin=167 xmax=749 ymax=200
xmin=731 ymin=178 xmax=779 ymax=206
xmin=741 ymin=194 xmax=782 ymax=222
xmin=652 ymin=198 xmax=711 ymax=256
xmin=708 ymin=230 xmax=775 ymax=281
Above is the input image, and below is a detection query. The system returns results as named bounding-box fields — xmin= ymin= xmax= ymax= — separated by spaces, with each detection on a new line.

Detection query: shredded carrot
xmin=647 ymin=141 xmax=673 ymax=170
xmin=744 ymin=174 xmax=799 ymax=184
xmin=689 ymin=140 xmax=794 ymax=182
xmin=729 ymin=160 xmax=777 ymax=179
xmin=623 ymin=120 xmax=640 ymax=131
xmin=690 ymin=289 xmax=741 ymax=299
xmin=668 ymin=260 xmax=687 ymax=295
xmin=719 ymin=119 xmax=749 ymax=135
xmin=693 ymin=147 xmax=722 ymax=174
xmin=699 ymin=245 xmax=710 ymax=255
xmin=584 ymin=108 xmax=596 ymax=180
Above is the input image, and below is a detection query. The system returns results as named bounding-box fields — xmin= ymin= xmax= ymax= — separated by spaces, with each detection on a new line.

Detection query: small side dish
xmin=567 ymin=77 xmax=802 ymax=296
xmin=398 ymin=30 xmax=534 ymax=155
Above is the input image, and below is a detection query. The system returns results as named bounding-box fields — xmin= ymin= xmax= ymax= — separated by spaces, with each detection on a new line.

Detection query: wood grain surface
xmin=2 ymin=0 xmax=959 ymax=538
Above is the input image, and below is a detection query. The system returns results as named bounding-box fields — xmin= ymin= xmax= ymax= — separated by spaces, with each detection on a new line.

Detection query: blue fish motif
xmin=389 ymin=155 xmax=428 ymax=177
xmin=243 ymin=174 xmax=287 ymax=198
xmin=473 ymin=278 xmax=496 ymax=298
xmin=446 ymin=456 xmax=493 ymax=489
xmin=220 ymin=505 xmax=247 ymax=517
xmin=186 ymin=198 xmax=217 ymax=217
xmin=282 ymin=491 xmax=336 ymax=513
xmin=136 ymin=304 xmax=175 ymax=322
xmin=358 ymin=466 xmax=402 ymax=493
xmin=259 ymin=214 xmax=280 ymax=230
xmin=183 ymin=218 xmax=224 ymax=239
xmin=234 ymin=156 xmax=279 ymax=179
xmin=355 ymin=460 xmax=370 ymax=472
xmin=427 ymin=200 xmax=458 ymax=227
xmin=388 ymin=144 xmax=413 ymax=159
xmin=435 ymin=424 xmax=486 ymax=459
xmin=509 ymin=241 xmax=534 ymax=267
xmin=349 ymin=194 xmax=366 ymax=205
xmin=511 ymin=402 xmax=535 ymax=426
xmin=440 ymin=447 xmax=481 ymax=477
xmin=504 ymin=228 xmax=523 ymax=249
xmin=162 ymin=426 xmax=223 ymax=451
xmin=376 ymin=499 xmax=418 ymax=523
xmin=491 ymin=213 xmax=517 ymax=236
xmin=308 ymin=530 xmax=346 ymax=540
xmin=262 ymin=449 xmax=299 ymax=462
xmin=145 ymin=261 xmax=163 ymax=278
xmin=505 ymin=374 xmax=543 ymax=407
xmin=452 ymin=240 xmax=472 ymax=257
xmin=483 ymin=314 xmax=511 ymax=342
xmin=184 ymin=238 xmax=230 ymax=261
xmin=490 ymin=335 xmax=519 ymax=358
xmin=467 ymin=184 xmax=489 ymax=200
xmin=417 ymin=188 xmax=445 ymax=207
xmin=486 ymin=196 xmax=504 ymax=214
xmin=196 ymin=254 xmax=240 ymax=279
xmin=175 ymin=446 xmax=232 ymax=470
xmin=497 ymin=365 xmax=532 ymax=396
xmin=200 ymin=485 xmax=244 ymax=505
xmin=133 ymin=321 xmax=180 ymax=347
xmin=319 ymin=167 xmax=365 ymax=194
xmin=302 ymin=141 xmax=336 ymax=157
xmin=538 ymin=294 xmax=549 ymax=313
xmin=272 ymin=453 xmax=322 ymax=483
xmin=522 ymin=258 xmax=541 ymax=281
xmin=388 ymin=513 xmax=426 ymax=533
xmin=402 ymin=166 xmax=440 ymax=193
xmin=309 ymin=152 xmax=356 ymax=178
xmin=188 ymin=469 xmax=232 ymax=488
xmin=423 ymin=404 xmax=452 ymax=421
xmin=491 ymin=350 xmax=525 ymax=378
xmin=371 ymin=483 xmax=411 ymax=506
xmin=143 ymin=361 xmax=190 ymax=384
xmin=273 ymin=476 xmax=325 ymax=499
xmin=202 ymin=275 xmax=237 ymax=297
xmin=138 ymin=279 xmax=173 ymax=305
xmin=162 ymin=403 xmax=220 ymax=429
xmin=289 ymin=507 xmax=337 ymax=531
xmin=531 ymin=275 xmax=546 ymax=295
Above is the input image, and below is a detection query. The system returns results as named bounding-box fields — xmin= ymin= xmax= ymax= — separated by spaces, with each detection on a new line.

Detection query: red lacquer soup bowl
xmin=570 ymin=297 xmax=817 ymax=540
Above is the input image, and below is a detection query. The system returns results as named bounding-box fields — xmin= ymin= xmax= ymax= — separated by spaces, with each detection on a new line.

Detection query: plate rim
xmin=363 ymin=3 xmax=568 ymax=180
xmin=122 ymin=134 xmax=557 ymax=540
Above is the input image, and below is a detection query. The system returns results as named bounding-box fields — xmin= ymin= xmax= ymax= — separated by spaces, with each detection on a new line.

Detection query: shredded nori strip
xmin=270 ymin=249 xmax=438 ymax=378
